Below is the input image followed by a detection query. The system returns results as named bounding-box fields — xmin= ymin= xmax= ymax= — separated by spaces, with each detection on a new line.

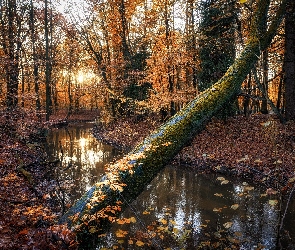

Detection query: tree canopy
xmin=0 ymin=0 xmax=293 ymax=121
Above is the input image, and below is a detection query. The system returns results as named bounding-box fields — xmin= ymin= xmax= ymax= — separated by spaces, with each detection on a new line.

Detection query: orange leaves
xmin=115 ymin=229 xmax=128 ymax=238
xmin=116 ymin=216 xmax=136 ymax=224
xmin=135 ymin=240 xmax=145 ymax=247
xmin=18 ymin=229 xmax=29 ymax=235
xmin=110 ymin=183 xmax=125 ymax=192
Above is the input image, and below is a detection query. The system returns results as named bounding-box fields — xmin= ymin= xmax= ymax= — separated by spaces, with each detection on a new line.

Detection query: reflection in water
xmin=45 ymin=124 xmax=294 ymax=249
xmin=98 ymin=166 xmax=284 ymax=249
xmin=45 ymin=123 xmax=121 ymax=203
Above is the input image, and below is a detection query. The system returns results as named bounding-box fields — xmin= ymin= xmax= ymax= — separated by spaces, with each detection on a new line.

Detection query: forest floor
xmin=94 ymin=113 xmax=295 ymax=189
xmin=0 ymin=111 xmax=295 ymax=249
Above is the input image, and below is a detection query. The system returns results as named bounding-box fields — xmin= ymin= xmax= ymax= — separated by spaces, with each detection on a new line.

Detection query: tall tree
xmin=0 ymin=0 xmax=24 ymax=109
xmin=185 ymin=0 xmax=198 ymax=89
xmin=29 ymin=0 xmax=41 ymax=113
xmin=45 ymin=0 xmax=53 ymax=121
xmin=197 ymin=0 xmax=236 ymax=92
xmin=284 ymin=0 xmax=295 ymax=120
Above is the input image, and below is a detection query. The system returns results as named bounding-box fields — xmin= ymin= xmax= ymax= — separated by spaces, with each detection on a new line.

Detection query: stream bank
xmin=1 ymin=112 xmax=295 ymax=249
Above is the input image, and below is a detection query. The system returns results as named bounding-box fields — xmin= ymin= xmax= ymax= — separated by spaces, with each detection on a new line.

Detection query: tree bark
xmin=59 ymin=0 xmax=287 ymax=239
xmin=284 ymin=0 xmax=295 ymax=121
xmin=1 ymin=0 xmax=21 ymax=109
xmin=30 ymin=0 xmax=41 ymax=113
xmin=45 ymin=0 xmax=52 ymax=121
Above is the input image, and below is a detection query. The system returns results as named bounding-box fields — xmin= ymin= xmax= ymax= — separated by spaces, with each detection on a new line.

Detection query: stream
xmin=46 ymin=123 xmax=295 ymax=249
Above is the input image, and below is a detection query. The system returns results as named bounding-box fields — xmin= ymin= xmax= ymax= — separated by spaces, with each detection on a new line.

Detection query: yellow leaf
xmin=157 ymin=226 xmax=167 ymax=231
xmin=128 ymin=239 xmax=134 ymax=245
xmin=89 ymin=227 xmax=97 ymax=234
xmin=221 ymin=180 xmax=229 ymax=185
xmin=143 ymin=210 xmax=150 ymax=215
xmin=273 ymin=160 xmax=283 ymax=164
xmin=269 ymin=200 xmax=278 ymax=206
xmin=170 ymin=220 xmax=177 ymax=225
xmin=110 ymin=183 xmax=124 ymax=192
xmin=115 ymin=229 xmax=128 ymax=238
xmin=130 ymin=217 xmax=136 ymax=223
xmin=136 ymin=240 xmax=145 ymax=247
xmin=173 ymin=227 xmax=179 ymax=234
xmin=231 ymin=204 xmax=239 ymax=210
xmin=254 ymin=159 xmax=263 ymax=164
xmin=214 ymin=193 xmax=223 ymax=197
xmin=213 ymin=207 xmax=222 ymax=212
xmin=244 ymin=186 xmax=254 ymax=191
xmin=159 ymin=218 xmax=167 ymax=225
xmin=261 ymin=121 xmax=271 ymax=127
xmin=223 ymin=221 xmax=233 ymax=229
xmin=217 ymin=177 xmax=225 ymax=181
xmin=215 ymin=165 xmax=222 ymax=170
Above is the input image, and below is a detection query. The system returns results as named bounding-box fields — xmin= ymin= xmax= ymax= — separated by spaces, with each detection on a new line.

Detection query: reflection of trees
xmin=45 ymin=125 xmax=120 ymax=203
xmin=230 ymin=184 xmax=278 ymax=249
xmin=104 ymin=166 xmax=281 ymax=249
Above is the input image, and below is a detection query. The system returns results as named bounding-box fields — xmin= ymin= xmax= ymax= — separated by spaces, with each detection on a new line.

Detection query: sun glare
xmin=77 ymin=72 xmax=84 ymax=83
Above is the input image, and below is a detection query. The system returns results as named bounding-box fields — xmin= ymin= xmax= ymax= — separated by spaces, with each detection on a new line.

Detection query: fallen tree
xmin=59 ymin=0 xmax=287 ymax=243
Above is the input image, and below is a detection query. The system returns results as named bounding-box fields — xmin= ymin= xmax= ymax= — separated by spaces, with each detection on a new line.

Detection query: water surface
xmin=45 ymin=123 xmax=121 ymax=203
xmin=98 ymin=165 xmax=285 ymax=249
xmin=45 ymin=124 xmax=295 ymax=249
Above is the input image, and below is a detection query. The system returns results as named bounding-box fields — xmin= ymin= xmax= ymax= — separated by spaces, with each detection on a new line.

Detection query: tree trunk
xmin=5 ymin=0 xmax=20 ymax=109
xmin=284 ymin=0 xmax=295 ymax=121
xmin=30 ymin=0 xmax=41 ymax=113
xmin=45 ymin=0 xmax=52 ymax=121
xmin=59 ymin=0 xmax=287 ymax=240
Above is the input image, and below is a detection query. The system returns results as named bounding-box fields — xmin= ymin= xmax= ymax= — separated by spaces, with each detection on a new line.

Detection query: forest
xmin=0 ymin=0 xmax=295 ymax=249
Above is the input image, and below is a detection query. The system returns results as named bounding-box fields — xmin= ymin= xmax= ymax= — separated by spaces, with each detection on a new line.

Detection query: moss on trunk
xmin=58 ymin=0 xmax=287 ymax=243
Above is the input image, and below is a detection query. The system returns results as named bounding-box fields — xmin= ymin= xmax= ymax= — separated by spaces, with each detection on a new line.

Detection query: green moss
xmin=59 ymin=0 xmax=286 ymax=241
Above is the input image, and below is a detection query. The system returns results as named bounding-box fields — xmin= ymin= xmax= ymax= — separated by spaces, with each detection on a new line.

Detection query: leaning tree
xmin=58 ymin=0 xmax=288 ymax=245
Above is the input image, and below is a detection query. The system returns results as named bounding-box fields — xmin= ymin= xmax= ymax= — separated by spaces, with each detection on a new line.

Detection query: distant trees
xmin=59 ymin=0 xmax=289 ymax=238
xmin=0 ymin=0 xmax=294 ymax=121
xmin=0 ymin=0 xmax=25 ymax=109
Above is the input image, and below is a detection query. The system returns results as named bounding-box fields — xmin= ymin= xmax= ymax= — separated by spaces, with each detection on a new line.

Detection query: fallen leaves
xmin=223 ymin=221 xmax=233 ymax=229
xmin=216 ymin=176 xmax=229 ymax=185
xmin=213 ymin=207 xmax=223 ymax=212
xmin=116 ymin=216 xmax=136 ymax=224
xmin=231 ymin=204 xmax=239 ymax=210
xmin=115 ymin=229 xmax=128 ymax=238
xmin=269 ymin=200 xmax=278 ymax=206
